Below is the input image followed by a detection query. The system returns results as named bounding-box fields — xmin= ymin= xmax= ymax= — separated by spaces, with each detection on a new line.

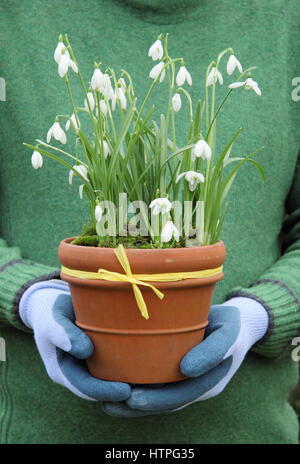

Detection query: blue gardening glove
xmin=102 ymin=298 xmax=268 ymax=417
xmin=19 ymin=280 xmax=131 ymax=402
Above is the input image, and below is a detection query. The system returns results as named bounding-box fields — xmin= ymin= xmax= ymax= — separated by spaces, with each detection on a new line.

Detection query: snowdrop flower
xmin=54 ymin=42 xmax=65 ymax=63
xmin=149 ymin=198 xmax=173 ymax=216
xmin=31 ymin=151 xmax=43 ymax=169
xmin=95 ymin=205 xmax=103 ymax=222
xmin=206 ymin=67 xmax=223 ymax=86
xmin=47 ymin=122 xmax=67 ymax=144
xmin=101 ymin=74 xmax=114 ymax=99
xmin=97 ymin=100 xmax=108 ymax=116
xmin=161 ymin=221 xmax=179 ymax=243
xmin=149 ymin=61 xmax=165 ymax=83
xmin=172 ymin=93 xmax=182 ymax=112
xmin=176 ymin=171 xmax=205 ymax=192
xmin=65 ymin=113 xmax=80 ymax=132
xmin=229 ymin=78 xmax=261 ymax=96
xmin=69 ymin=164 xmax=89 ymax=184
xmin=148 ymin=39 xmax=164 ymax=61
xmin=91 ymin=68 xmax=104 ymax=91
xmin=226 ymin=54 xmax=242 ymax=76
xmin=192 ymin=140 xmax=212 ymax=161
xmin=102 ymin=140 xmax=111 ymax=159
xmin=54 ymin=43 xmax=78 ymax=78
xmin=112 ymin=87 xmax=127 ymax=111
xmin=84 ymin=92 xmax=95 ymax=112
xmin=176 ymin=66 xmax=192 ymax=87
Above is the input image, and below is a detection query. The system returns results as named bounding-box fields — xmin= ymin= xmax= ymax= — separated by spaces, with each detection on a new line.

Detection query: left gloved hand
xmin=102 ymin=297 xmax=268 ymax=417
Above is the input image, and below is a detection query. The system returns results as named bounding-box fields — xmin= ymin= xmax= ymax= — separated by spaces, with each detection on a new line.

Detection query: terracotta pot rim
xmin=61 ymin=236 xmax=224 ymax=253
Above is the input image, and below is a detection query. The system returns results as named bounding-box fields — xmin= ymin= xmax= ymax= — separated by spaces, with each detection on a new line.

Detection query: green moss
xmin=71 ymin=234 xmax=187 ymax=248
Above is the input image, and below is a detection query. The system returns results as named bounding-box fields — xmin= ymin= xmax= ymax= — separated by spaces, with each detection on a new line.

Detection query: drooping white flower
xmin=172 ymin=93 xmax=182 ymax=112
xmin=91 ymin=68 xmax=104 ymax=91
xmin=55 ymin=44 xmax=78 ymax=78
xmin=95 ymin=205 xmax=103 ymax=222
xmin=191 ymin=140 xmax=212 ymax=161
xmin=112 ymin=87 xmax=127 ymax=111
xmin=161 ymin=221 xmax=180 ymax=243
xmin=226 ymin=54 xmax=242 ymax=76
xmin=229 ymin=78 xmax=261 ymax=96
xmin=31 ymin=151 xmax=43 ymax=169
xmin=69 ymin=164 xmax=89 ymax=184
xmin=149 ymin=198 xmax=173 ymax=216
xmin=206 ymin=67 xmax=223 ymax=86
xmin=149 ymin=61 xmax=165 ymax=83
xmin=176 ymin=66 xmax=192 ymax=87
xmin=101 ymin=74 xmax=114 ymax=99
xmin=84 ymin=92 xmax=95 ymax=112
xmin=54 ymin=42 xmax=65 ymax=64
xmin=65 ymin=113 xmax=80 ymax=132
xmin=47 ymin=122 xmax=67 ymax=144
xmin=100 ymin=99 xmax=108 ymax=116
xmin=148 ymin=39 xmax=164 ymax=61
xmin=176 ymin=171 xmax=205 ymax=191
xmin=102 ymin=140 xmax=111 ymax=159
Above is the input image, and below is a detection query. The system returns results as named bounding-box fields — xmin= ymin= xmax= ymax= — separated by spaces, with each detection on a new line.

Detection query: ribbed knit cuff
xmin=0 ymin=259 xmax=60 ymax=331
xmin=228 ymin=279 xmax=300 ymax=358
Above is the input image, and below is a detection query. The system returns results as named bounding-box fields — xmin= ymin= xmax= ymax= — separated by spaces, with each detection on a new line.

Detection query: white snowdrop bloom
xmin=84 ymin=92 xmax=95 ymax=112
xmin=31 ymin=151 xmax=43 ymax=169
xmin=161 ymin=221 xmax=180 ymax=243
xmin=65 ymin=113 xmax=80 ymax=132
xmin=79 ymin=184 xmax=84 ymax=199
xmin=95 ymin=205 xmax=103 ymax=222
xmin=206 ymin=67 xmax=223 ymax=86
xmin=56 ymin=49 xmax=78 ymax=78
xmin=102 ymin=140 xmax=111 ymax=159
xmin=172 ymin=93 xmax=182 ymax=112
xmin=112 ymin=87 xmax=127 ymax=111
xmin=69 ymin=164 xmax=89 ymax=185
xmin=192 ymin=140 xmax=212 ymax=161
xmin=149 ymin=198 xmax=173 ymax=216
xmin=226 ymin=54 xmax=242 ymax=76
xmin=47 ymin=122 xmax=67 ymax=144
xmin=54 ymin=41 xmax=65 ymax=64
xmin=176 ymin=171 xmax=205 ymax=192
xmin=91 ymin=68 xmax=104 ymax=91
xmin=229 ymin=78 xmax=261 ymax=96
xmin=100 ymin=99 xmax=108 ymax=116
xmin=101 ymin=74 xmax=114 ymax=99
xmin=148 ymin=39 xmax=164 ymax=61
xmin=176 ymin=66 xmax=192 ymax=87
xmin=149 ymin=61 xmax=166 ymax=83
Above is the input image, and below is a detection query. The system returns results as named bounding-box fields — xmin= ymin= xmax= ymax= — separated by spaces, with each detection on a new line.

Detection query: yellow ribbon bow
xmin=61 ymin=244 xmax=223 ymax=320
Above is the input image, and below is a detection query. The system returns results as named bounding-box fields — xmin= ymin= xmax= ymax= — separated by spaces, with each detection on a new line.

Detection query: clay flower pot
xmin=58 ymin=238 xmax=226 ymax=384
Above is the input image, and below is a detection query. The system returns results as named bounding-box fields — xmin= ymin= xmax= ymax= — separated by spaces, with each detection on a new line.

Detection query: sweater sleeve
xmin=0 ymin=238 xmax=60 ymax=331
xmin=228 ymin=156 xmax=300 ymax=358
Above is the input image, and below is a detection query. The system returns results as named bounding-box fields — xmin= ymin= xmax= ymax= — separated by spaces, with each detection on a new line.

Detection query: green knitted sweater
xmin=0 ymin=0 xmax=300 ymax=444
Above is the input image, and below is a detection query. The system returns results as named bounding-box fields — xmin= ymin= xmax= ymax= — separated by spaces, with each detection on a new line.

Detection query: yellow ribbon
xmin=61 ymin=244 xmax=223 ymax=320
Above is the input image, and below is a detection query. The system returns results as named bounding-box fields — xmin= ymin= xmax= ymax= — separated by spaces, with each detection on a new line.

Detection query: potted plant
xmin=25 ymin=34 xmax=264 ymax=384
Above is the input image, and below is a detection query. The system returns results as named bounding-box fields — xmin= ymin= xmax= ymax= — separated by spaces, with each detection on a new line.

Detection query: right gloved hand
xmin=19 ymin=280 xmax=131 ymax=402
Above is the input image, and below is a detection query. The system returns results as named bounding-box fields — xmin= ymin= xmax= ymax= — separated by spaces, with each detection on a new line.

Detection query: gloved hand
xmin=19 ymin=280 xmax=131 ymax=402
xmin=102 ymin=297 xmax=269 ymax=417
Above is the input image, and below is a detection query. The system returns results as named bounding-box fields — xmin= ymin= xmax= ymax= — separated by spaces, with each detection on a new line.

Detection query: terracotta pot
xmin=58 ymin=238 xmax=226 ymax=384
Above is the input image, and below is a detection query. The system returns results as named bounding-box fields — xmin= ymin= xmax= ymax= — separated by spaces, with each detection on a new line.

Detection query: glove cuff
xmin=19 ymin=279 xmax=69 ymax=329
xmin=222 ymin=297 xmax=269 ymax=348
